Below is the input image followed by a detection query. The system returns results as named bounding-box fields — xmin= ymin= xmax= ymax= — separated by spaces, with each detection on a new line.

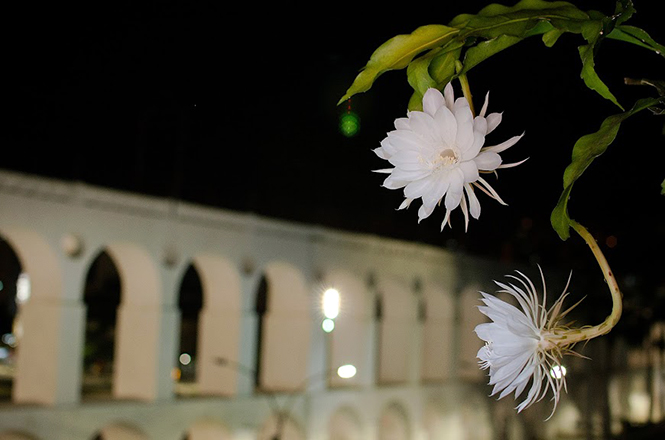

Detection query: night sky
xmin=3 ymin=1 xmax=664 ymax=319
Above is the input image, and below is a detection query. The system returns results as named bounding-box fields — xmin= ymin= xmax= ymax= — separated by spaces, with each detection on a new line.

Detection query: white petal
xmin=397 ymin=198 xmax=413 ymax=210
xmin=404 ymin=176 xmax=434 ymax=199
xmin=461 ymin=130 xmax=485 ymax=161
xmin=444 ymin=169 xmax=464 ymax=211
xmin=417 ymin=202 xmax=436 ymax=222
xmin=373 ymin=146 xmax=389 ymax=160
xmin=443 ymin=82 xmax=455 ymax=110
xmin=474 ymin=115 xmax=488 ymax=135
xmin=458 ymin=160 xmax=479 ymax=183
xmin=407 ymin=111 xmax=438 ymax=144
xmin=394 ymin=117 xmax=410 ymax=130
xmin=422 ymin=88 xmax=445 ymax=117
xmin=465 ymin=183 xmax=481 ymax=219
xmin=479 ymin=91 xmax=490 ymax=117
xmin=390 ymin=168 xmax=432 ymax=183
xmin=421 ymin=173 xmax=450 ymax=208
xmin=486 ymin=112 xmax=502 ymax=134
xmin=482 ymin=133 xmax=524 ymax=154
xmin=473 ymin=151 xmax=502 ymax=171
xmin=433 ymin=104 xmax=457 ymax=148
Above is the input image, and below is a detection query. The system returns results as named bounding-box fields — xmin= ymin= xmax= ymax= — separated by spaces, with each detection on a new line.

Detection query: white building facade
xmin=0 ymin=170 xmax=660 ymax=440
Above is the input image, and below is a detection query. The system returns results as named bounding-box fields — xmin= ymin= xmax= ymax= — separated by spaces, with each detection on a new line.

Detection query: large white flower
xmin=475 ymin=268 xmax=580 ymax=418
xmin=374 ymin=83 xmax=525 ymax=230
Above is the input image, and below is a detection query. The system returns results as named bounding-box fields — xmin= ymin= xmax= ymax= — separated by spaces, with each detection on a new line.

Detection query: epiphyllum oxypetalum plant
xmin=339 ymin=0 xmax=663 ymax=418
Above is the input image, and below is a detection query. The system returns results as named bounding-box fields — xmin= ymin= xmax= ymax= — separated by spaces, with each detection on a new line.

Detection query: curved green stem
xmin=562 ymin=221 xmax=623 ymax=344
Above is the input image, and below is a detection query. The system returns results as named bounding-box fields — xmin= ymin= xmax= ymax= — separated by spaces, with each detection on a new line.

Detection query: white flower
xmin=475 ymin=268 xmax=579 ymax=418
xmin=373 ymin=83 xmax=525 ymax=230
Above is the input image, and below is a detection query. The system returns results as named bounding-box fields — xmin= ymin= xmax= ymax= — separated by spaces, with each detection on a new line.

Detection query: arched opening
xmin=255 ymin=262 xmax=311 ymax=392
xmin=82 ymin=250 xmax=121 ymax=399
xmin=324 ymin=269 xmax=371 ymax=389
xmin=421 ymin=284 xmax=454 ymax=382
xmin=0 ymin=237 xmax=23 ymax=401
xmin=375 ymin=278 xmax=417 ymax=385
xmin=378 ymin=402 xmax=410 ymax=440
xmin=329 ymin=406 xmax=363 ymax=440
xmin=175 ymin=264 xmax=203 ymax=396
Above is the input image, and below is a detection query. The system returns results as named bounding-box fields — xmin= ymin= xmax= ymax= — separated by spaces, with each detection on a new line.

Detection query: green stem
xmin=455 ymin=61 xmax=475 ymax=116
xmin=562 ymin=221 xmax=623 ymax=344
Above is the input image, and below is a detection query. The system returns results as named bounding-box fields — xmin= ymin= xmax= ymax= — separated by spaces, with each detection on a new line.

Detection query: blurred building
xmin=0 ymin=169 xmax=663 ymax=440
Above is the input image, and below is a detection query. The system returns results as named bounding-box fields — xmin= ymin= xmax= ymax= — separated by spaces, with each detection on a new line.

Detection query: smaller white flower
xmin=374 ymin=83 xmax=525 ymax=231
xmin=475 ymin=268 xmax=581 ymax=418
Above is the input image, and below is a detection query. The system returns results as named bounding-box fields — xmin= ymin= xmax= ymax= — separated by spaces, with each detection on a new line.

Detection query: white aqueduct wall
xmin=0 ymin=169 xmax=532 ymax=440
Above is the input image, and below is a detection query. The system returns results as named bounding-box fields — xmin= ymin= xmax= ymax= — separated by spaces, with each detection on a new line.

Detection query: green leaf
xmin=460 ymin=34 xmax=523 ymax=74
xmin=407 ymin=44 xmax=462 ymax=111
xmin=661 ymin=178 xmax=665 ymax=195
xmin=551 ymin=97 xmax=661 ymax=239
xmin=578 ymin=20 xmax=624 ymax=110
xmin=338 ymin=25 xmax=459 ymax=104
xmin=606 ymin=25 xmax=665 ymax=57
xmin=542 ymin=27 xmax=565 ymax=47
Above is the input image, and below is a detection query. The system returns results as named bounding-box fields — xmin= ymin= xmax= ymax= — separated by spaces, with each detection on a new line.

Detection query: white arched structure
xmin=258 ymin=261 xmax=311 ymax=392
xmin=191 ymin=253 xmax=242 ymax=396
xmin=323 ymin=268 xmax=371 ymax=388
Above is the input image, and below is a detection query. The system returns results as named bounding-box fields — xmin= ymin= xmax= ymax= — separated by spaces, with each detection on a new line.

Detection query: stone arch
xmin=183 ymin=418 xmax=232 ymax=440
xmin=0 ymin=228 xmax=62 ymax=301
xmin=92 ymin=242 xmax=162 ymax=400
xmin=81 ymin=250 xmax=121 ymax=398
xmin=0 ymin=228 xmax=66 ymax=404
xmin=91 ymin=422 xmax=150 ymax=440
xmin=375 ymin=277 xmax=418 ymax=384
xmin=189 ymin=253 xmax=242 ymax=396
xmin=421 ymin=282 xmax=455 ymax=382
xmin=255 ymin=261 xmax=311 ymax=392
xmin=174 ymin=263 xmax=203 ymax=394
xmin=328 ymin=405 xmax=363 ymax=440
xmin=322 ymin=268 xmax=370 ymax=388
xmin=378 ymin=401 xmax=410 ymax=440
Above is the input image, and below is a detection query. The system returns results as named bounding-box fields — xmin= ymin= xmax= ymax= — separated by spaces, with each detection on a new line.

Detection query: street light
xmin=321 ymin=287 xmax=340 ymax=333
xmin=215 ymin=357 xmax=356 ymax=440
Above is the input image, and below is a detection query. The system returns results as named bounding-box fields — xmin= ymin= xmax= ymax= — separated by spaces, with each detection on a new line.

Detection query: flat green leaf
xmin=551 ymin=97 xmax=661 ymax=239
xmin=606 ymin=25 xmax=665 ymax=57
xmin=661 ymin=178 xmax=665 ymax=195
xmin=578 ymin=20 xmax=623 ymax=110
xmin=460 ymin=34 xmax=522 ymax=74
xmin=542 ymin=27 xmax=565 ymax=47
xmin=338 ymin=25 xmax=458 ymax=104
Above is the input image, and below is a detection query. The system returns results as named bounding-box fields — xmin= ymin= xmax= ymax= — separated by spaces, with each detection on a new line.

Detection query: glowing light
xmin=322 ymin=288 xmax=340 ymax=319
xmin=1 ymin=333 xmax=17 ymax=348
xmin=179 ymin=353 xmax=192 ymax=366
xmin=337 ymin=364 xmax=357 ymax=379
xmin=339 ymin=112 xmax=360 ymax=137
xmin=322 ymin=318 xmax=335 ymax=333
xmin=16 ymin=273 xmax=30 ymax=304
xmin=550 ymin=365 xmax=567 ymax=379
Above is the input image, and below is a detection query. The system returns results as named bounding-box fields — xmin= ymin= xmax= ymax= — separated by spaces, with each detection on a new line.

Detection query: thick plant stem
xmin=455 ymin=61 xmax=475 ymax=116
xmin=560 ymin=221 xmax=623 ymax=345
xmin=458 ymin=73 xmax=475 ymax=116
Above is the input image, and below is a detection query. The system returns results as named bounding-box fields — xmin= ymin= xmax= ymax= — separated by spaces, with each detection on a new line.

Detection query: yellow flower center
xmin=433 ymin=148 xmax=459 ymax=169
